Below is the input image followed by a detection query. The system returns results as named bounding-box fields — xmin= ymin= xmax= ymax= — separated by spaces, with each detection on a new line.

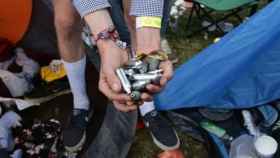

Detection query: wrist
xmin=94 ymin=26 xmax=127 ymax=55
xmin=97 ymin=40 xmax=128 ymax=62
xmin=136 ymin=27 xmax=161 ymax=55
xmin=84 ymin=9 xmax=114 ymax=36
xmin=97 ymin=40 xmax=116 ymax=56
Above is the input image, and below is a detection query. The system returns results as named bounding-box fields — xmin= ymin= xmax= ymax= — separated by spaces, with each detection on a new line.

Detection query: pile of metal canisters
xmin=116 ymin=57 xmax=162 ymax=102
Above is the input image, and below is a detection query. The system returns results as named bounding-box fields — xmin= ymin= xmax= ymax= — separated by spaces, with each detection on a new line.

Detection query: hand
xmin=136 ymin=28 xmax=174 ymax=101
xmin=98 ymin=40 xmax=137 ymax=112
xmin=139 ymin=59 xmax=173 ymax=101
xmin=84 ymin=10 xmax=138 ymax=111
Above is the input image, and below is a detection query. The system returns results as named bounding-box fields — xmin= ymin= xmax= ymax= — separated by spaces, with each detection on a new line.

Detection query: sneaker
xmin=142 ymin=110 xmax=180 ymax=150
xmin=271 ymin=118 xmax=280 ymax=158
xmin=198 ymin=108 xmax=234 ymax=121
xmin=63 ymin=109 xmax=88 ymax=152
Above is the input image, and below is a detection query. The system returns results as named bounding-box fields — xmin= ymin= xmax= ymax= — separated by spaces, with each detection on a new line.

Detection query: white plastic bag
xmin=0 ymin=48 xmax=40 ymax=97
xmin=0 ymin=111 xmax=22 ymax=151
xmin=0 ymin=70 xmax=30 ymax=97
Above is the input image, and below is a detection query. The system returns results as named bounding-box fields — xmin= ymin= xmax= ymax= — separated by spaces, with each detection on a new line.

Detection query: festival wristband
xmin=136 ymin=16 xmax=162 ymax=29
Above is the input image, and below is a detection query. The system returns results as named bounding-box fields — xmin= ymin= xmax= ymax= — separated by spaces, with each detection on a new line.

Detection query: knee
xmin=54 ymin=14 xmax=80 ymax=37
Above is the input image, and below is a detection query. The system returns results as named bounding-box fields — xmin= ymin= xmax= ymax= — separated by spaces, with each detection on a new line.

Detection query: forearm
xmin=130 ymin=0 xmax=164 ymax=54
xmin=72 ymin=0 xmax=164 ymax=54
xmin=72 ymin=0 xmax=115 ymax=49
xmin=136 ymin=28 xmax=161 ymax=54
xmin=130 ymin=0 xmax=164 ymax=17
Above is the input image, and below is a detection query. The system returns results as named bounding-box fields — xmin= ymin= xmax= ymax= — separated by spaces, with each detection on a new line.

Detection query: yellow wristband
xmin=136 ymin=16 xmax=162 ymax=29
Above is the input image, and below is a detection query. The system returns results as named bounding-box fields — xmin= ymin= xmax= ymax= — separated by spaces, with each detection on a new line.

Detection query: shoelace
xmin=145 ymin=112 xmax=163 ymax=129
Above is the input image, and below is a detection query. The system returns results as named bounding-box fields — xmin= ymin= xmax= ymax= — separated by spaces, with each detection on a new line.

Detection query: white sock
xmin=62 ymin=56 xmax=89 ymax=110
xmin=139 ymin=101 xmax=156 ymax=116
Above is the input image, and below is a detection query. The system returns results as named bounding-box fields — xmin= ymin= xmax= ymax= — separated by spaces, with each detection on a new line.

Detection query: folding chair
xmin=186 ymin=0 xmax=259 ymax=37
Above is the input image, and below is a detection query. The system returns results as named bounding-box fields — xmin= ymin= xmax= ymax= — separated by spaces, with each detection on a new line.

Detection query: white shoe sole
xmin=65 ymin=132 xmax=86 ymax=153
xmin=150 ymin=130 xmax=180 ymax=150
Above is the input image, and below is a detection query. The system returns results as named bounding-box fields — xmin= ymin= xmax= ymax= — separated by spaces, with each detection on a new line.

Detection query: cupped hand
xmin=97 ymin=40 xmax=137 ymax=112
xmin=136 ymin=27 xmax=174 ymax=102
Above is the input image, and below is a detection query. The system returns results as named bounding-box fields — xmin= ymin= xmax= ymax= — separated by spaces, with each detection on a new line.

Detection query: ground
xmin=128 ymin=1 xmax=269 ymax=157
xmin=17 ymin=1 xmax=269 ymax=157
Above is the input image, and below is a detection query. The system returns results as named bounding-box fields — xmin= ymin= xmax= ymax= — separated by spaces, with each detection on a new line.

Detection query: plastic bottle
xmin=229 ymin=134 xmax=258 ymax=158
xmin=230 ymin=110 xmax=278 ymax=158
xmin=242 ymin=110 xmax=261 ymax=137
xmin=230 ymin=134 xmax=278 ymax=158
xmin=200 ymin=121 xmax=233 ymax=141
xmin=254 ymin=135 xmax=278 ymax=158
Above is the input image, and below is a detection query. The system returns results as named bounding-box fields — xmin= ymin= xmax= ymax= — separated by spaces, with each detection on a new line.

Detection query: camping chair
xmin=186 ymin=0 xmax=259 ymax=37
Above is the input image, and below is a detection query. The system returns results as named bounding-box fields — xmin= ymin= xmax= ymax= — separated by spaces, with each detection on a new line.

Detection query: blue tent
xmin=155 ymin=1 xmax=280 ymax=110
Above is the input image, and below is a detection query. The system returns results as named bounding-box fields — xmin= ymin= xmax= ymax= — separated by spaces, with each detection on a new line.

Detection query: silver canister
xmin=130 ymin=91 xmax=141 ymax=101
xmin=116 ymin=68 xmax=132 ymax=94
xmin=132 ymin=73 xmax=162 ymax=81
xmin=132 ymin=80 xmax=151 ymax=91
xmin=146 ymin=57 xmax=160 ymax=71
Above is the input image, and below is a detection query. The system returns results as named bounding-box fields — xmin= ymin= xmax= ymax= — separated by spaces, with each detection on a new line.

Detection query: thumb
xmin=104 ymin=68 xmax=122 ymax=93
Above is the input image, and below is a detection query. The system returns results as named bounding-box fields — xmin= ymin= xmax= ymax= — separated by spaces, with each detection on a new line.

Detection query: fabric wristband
xmin=136 ymin=16 xmax=162 ymax=29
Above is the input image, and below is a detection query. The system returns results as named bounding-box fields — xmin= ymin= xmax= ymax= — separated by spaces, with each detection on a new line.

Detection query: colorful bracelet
xmin=92 ymin=25 xmax=127 ymax=49
xmin=93 ymin=25 xmax=119 ymax=42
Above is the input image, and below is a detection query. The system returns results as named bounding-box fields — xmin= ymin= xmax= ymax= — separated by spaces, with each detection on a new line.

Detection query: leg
xmin=53 ymin=0 xmax=89 ymax=110
xmin=53 ymin=0 xmax=89 ymax=151
xmin=54 ymin=0 xmax=84 ymax=62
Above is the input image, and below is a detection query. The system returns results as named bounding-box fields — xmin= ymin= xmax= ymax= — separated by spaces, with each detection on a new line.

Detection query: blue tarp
xmin=155 ymin=0 xmax=280 ymax=110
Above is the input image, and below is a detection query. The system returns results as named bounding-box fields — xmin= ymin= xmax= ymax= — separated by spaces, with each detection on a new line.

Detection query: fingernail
xmin=112 ymin=83 xmax=120 ymax=92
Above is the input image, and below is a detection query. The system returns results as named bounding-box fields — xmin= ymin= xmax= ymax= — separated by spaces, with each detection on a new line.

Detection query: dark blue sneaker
xmin=142 ymin=110 xmax=180 ymax=150
xmin=63 ymin=109 xmax=88 ymax=152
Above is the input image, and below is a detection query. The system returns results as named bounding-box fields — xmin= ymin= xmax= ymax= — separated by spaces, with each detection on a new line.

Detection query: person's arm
xmin=130 ymin=0 xmax=164 ymax=53
xmin=131 ymin=0 xmax=173 ymax=97
xmin=72 ymin=1 xmax=137 ymax=112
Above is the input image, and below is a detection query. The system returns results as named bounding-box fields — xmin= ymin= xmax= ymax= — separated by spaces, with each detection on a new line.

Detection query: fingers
xmin=160 ymin=60 xmax=173 ymax=86
xmin=146 ymin=84 xmax=161 ymax=93
xmin=145 ymin=60 xmax=173 ymax=94
xmin=113 ymin=101 xmax=138 ymax=112
xmin=99 ymin=73 xmax=130 ymax=102
xmin=102 ymin=67 xmax=122 ymax=93
xmin=141 ymin=92 xmax=153 ymax=101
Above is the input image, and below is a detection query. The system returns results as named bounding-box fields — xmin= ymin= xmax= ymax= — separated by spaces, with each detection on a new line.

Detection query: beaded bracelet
xmin=92 ymin=25 xmax=127 ymax=49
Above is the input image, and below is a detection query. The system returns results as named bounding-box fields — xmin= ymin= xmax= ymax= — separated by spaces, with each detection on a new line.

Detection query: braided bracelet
xmin=92 ymin=25 xmax=127 ymax=49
